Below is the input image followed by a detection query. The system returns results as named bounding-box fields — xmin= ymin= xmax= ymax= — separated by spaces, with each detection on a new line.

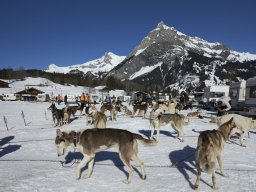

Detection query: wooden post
xmin=21 ymin=110 xmax=27 ymax=126
xmin=3 ymin=116 xmax=8 ymax=131
xmin=45 ymin=111 xmax=48 ymax=120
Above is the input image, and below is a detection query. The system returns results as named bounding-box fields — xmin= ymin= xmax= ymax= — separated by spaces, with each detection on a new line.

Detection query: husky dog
xmin=88 ymin=105 xmax=107 ymax=128
xmin=55 ymin=128 xmax=156 ymax=184
xmin=111 ymin=102 xmax=117 ymax=121
xmin=48 ymin=103 xmax=64 ymax=126
xmin=187 ymin=109 xmax=202 ymax=117
xmin=209 ymin=115 xmax=220 ymax=124
xmin=67 ymin=104 xmax=79 ymax=117
xmin=194 ymin=117 xmax=236 ymax=190
xmin=63 ymin=113 xmax=69 ymax=124
xmin=63 ymin=107 xmax=70 ymax=124
xmin=100 ymin=103 xmax=111 ymax=114
xmin=150 ymin=109 xmax=186 ymax=142
xmin=217 ymin=114 xmax=256 ymax=147
xmin=133 ymin=102 xmax=147 ymax=118
xmin=123 ymin=106 xmax=133 ymax=116
xmin=93 ymin=111 xmax=107 ymax=128
xmin=158 ymin=101 xmax=177 ymax=114
xmin=100 ymin=102 xmax=120 ymax=120
xmin=100 ymin=103 xmax=121 ymax=113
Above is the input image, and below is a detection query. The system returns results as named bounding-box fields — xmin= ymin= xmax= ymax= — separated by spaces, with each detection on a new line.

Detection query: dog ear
xmin=228 ymin=117 xmax=236 ymax=128
xmin=56 ymin=129 xmax=63 ymax=137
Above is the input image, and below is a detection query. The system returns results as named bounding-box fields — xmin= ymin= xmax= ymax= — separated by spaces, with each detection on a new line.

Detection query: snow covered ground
xmin=0 ymin=101 xmax=256 ymax=192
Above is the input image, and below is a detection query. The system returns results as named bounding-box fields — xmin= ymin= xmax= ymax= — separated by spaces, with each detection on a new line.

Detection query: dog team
xmin=53 ymin=96 xmax=256 ymax=189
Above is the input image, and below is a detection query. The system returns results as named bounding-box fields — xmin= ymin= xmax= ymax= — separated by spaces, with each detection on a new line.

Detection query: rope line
xmin=6 ymin=135 xmax=200 ymax=145
xmin=1 ymin=159 xmax=256 ymax=172
xmin=9 ymin=138 xmax=54 ymax=144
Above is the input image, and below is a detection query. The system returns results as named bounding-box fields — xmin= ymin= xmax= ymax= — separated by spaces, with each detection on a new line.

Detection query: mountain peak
xmin=157 ymin=21 xmax=165 ymax=27
xmin=104 ymin=52 xmax=115 ymax=57
xmin=132 ymin=21 xmax=256 ymax=63
xmin=45 ymin=52 xmax=125 ymax=75
xmin=156 ymin=21 xmax=176 ymax=33
xmin=46 ymin=64 xmax=58 ymax=70
xmin=108 ymin=21 xmax=256 ymax=92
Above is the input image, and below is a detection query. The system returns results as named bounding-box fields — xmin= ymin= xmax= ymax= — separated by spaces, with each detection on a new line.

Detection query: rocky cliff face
xmin=108 ymin=21 xmax=256 ymax=92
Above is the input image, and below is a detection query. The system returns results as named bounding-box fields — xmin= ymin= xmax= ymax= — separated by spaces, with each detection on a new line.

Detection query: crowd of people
xmin=53 ymin=90 xmax=233 ymax=118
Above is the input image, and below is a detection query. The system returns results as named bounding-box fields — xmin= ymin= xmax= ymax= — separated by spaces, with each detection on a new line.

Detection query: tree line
xmin=0 ymin=68 xmax=176 ymax=96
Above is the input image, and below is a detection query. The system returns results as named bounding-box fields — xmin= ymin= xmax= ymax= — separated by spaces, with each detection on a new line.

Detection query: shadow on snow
xmin=169 ymin=145 xmax=211 ymax=189
xmin=0 ymin=136 xmax=21 ymax=158
xmin=64 ymin=150 xmax=144 ymax=179
xmin=138 ymin=129 xmax=177 ymax=139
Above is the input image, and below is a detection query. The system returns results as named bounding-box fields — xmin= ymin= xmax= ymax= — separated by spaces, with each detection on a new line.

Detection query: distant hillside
xmin=0 ymin=69 xmax=147 ymax=94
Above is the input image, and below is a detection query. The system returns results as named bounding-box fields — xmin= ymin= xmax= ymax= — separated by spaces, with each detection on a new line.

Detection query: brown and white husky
xmin=194 ymin=117 xmax=236 ymax=190
xmin=55 ymin=128 xmax=156 ymax=184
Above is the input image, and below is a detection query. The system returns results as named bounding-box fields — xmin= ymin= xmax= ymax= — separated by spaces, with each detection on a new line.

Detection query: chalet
xmin=15 ymin=87 xmax=44 ymax=101
xmin=0 ymin=80 xmax=9 ymax=88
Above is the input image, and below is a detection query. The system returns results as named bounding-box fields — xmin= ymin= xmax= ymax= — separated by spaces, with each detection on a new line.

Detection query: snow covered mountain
xmin=108 ymin=21 xmax=256 ymax=92
xmin=45 ymin=22 xmax=256 ymax=92
xmin=45 ymin=52 xmax=125 ymax=77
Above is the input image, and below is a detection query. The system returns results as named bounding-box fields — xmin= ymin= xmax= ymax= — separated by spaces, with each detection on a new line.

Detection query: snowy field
xmin=1 ymin=101 xmax=256 ymax=192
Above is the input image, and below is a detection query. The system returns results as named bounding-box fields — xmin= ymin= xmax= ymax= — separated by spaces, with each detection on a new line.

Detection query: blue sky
xmin=0 ymin=0 xmax=256 ymax=70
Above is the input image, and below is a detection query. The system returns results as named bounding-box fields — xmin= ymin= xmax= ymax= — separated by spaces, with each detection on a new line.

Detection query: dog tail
xmin=132 ymin=133 xmax=156 ymax=146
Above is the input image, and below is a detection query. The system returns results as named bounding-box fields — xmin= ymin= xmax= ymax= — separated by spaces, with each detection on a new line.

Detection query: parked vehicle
xmin=245 ymin=77 xmax=256 ymax=108
xmin=158 ymin=95 xmax=170 ymax=102
xmin=203 ymin=85 xmax=230 ymax=103
xmin=66 ymin=95 xmax=77 ymax=103
xmin=37 ymin=94 xmax=50 ymax=102
xmin=126 ymin=91 xmax=149 ymax=101
xmin=229 ymin=80 xmax=246 ymax=110
xmin=2 ymin=93 xmax=20 ymax=101
xmin=117 ymin=95 xmax=131 ymax=102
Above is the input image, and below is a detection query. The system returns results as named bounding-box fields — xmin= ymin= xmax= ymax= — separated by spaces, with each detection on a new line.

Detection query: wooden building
xmin=0 ymin=80 xmax=9 ymax=88
xmin=15 ymin=87 xmax=44 ymax=101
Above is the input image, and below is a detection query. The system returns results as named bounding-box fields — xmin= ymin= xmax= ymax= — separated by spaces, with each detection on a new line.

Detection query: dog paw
xmin=193 ymin=185 xmax=198 ymax=190
xmin=141 ymin=175 xmax=147 ymax=180
xmin=221 ymin=172 xmax=229 ymax=177
xmin=76 ymin=176 xmax=81 ymax=180
xmin=122 ymin=180 xmax=130 ymax=184
xmin=212 ymin=185 xmax=218 ymax=190
xmin=83 ymin=174 xmax=91 ymax=179
xmin=241 ymin=144 xmax=246 ymax=147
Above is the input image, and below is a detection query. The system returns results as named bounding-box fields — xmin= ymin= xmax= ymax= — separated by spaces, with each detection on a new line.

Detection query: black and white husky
xmin=48 ymin=103 xmax=64 ymax=126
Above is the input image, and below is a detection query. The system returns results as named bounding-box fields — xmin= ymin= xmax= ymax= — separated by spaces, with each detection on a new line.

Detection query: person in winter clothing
xmin=64 ymin=95 xmax=67 ymax=105
xmin=80 ymin=93 xmax=86 ymax=116
xmin=57 ymin=94 xmax=63 ymax=104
